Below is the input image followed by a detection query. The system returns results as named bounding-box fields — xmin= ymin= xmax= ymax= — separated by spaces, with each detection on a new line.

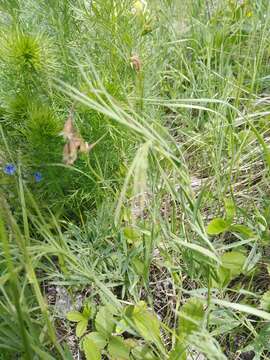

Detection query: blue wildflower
xmin=3 ymin=163 xmax=16 ymax=175
xmin=34 ymin=171 xmax=42 ymax=182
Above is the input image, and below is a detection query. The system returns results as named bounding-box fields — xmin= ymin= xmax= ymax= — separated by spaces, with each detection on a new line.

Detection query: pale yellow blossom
xmin=132 ymin=0 xmax=147 ymax=15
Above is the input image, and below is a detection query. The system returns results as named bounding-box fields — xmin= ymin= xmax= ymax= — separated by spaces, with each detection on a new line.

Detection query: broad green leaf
xmin=224 ymin=198 xmax=235 ymax=221
xmin=230 ymin=224 xmax=255 ymax=238
xmin=66 ymin=311 xmax=85 ymax=322
xmin=85 ymin=332 xmax=107 ymax=351
xmin=178 ymin=298 xmax=204 ymax=339
xmin=123 ymin=226 xmax=141 ymax=243
xmin=76 ymin=319 xmax=88 ymax=337
xmin=95 ymin=306 xmax=115 ymax=338
xmin=108 ymin=336 xmax=130 ymax=360
xmin=216 ymin=267 xmax=231 ymax=288
xmin=207 ymin=218 xmax=230 ymax=235
xmin=115 ymin=319 xmax=131 ymax=334
xmin=132 ymin=257 xmax=145 ymax=276
xmin=260 ymin=291 xmax=270 ymax=312
xmin=217 ymin=251 xmax=247 ymax=286
xmin=83 ymin=337 xmax=101 ymax=360
xmin=221 ymin=251 xmax=246 ymax=276
xmin=130 ymin=302 xmax=161 ymax=345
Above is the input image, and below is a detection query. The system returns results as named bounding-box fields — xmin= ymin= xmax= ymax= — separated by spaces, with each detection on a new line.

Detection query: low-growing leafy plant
xmin=1 ymin=0 xmax=270 ymax=359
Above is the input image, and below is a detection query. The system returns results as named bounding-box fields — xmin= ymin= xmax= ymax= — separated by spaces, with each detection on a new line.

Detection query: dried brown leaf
xmin=130 ymin=55 xmax=142 ymax=72
xmin=61 ymin=109 xmax=105 ymax=165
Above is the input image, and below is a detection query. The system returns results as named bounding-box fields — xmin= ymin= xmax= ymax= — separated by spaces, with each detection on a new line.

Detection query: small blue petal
xmin=34 ymin=172 xmax=42 ymax=182
xmin=3 ymin=163 xmax=16 ymax=175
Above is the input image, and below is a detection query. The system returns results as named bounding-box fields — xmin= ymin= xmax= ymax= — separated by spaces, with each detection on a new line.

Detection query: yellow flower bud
xmin=132 ymin=0 xmax=146 ymax=15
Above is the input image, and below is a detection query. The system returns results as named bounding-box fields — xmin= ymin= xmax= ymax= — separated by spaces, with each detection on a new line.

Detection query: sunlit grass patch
xmin=0 ymin=0 xmax=270 ymax=359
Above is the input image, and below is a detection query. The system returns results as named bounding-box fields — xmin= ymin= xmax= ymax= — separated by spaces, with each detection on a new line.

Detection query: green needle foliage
xmin=1 ymin=0 xmax=270 ymax=359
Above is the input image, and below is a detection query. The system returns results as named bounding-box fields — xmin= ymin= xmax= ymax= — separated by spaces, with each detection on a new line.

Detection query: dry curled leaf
xmin=63 ymin=138 xmax=90 ymax=165
xmin=60 ymin=107 xmax=79 ymax=140
xmin=61 ymin=110 xmax=91 ymax=165
xmin=60 ymin=115 xmax=76 ymax=141
xmin=130 ymin=55 xmax=142 ymax=72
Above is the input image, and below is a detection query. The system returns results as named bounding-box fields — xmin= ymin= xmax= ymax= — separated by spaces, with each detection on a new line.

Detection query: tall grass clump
xmin=1 ymin=0 xmax=270 ymax=359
